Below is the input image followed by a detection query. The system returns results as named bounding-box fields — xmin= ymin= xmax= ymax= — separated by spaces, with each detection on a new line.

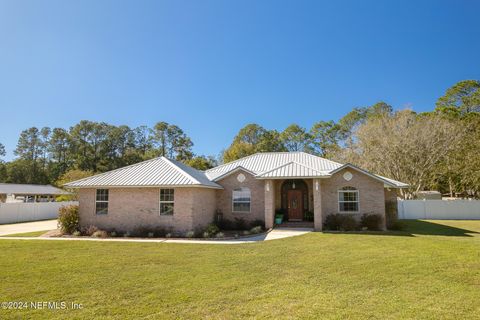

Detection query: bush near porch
xmin=0 ymin=220 xmax=479 ymax=319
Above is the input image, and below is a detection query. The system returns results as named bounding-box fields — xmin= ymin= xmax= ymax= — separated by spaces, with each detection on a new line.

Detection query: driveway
xmin=0 ymin=219 xmax=57 ymax=236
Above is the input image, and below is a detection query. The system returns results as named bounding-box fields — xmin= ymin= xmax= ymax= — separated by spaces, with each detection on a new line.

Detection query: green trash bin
xmin=275 ymin=214 xmax=283 ymax=225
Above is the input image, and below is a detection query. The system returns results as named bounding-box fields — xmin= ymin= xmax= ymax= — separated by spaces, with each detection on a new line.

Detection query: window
xmin=232 ymin=187 xmax=251 ymax=212
xmin=95 ymin=189 xmax=109 ymax=215
xmin=160 ymin=189 xmax=174 ymax=215
xmin=338 ymin=186 xmax=359 ymax=212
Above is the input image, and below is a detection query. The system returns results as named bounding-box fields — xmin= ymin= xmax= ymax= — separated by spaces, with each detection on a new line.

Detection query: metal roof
xmin=64 ymin=157 xmax=222 ymax=189
xmin=207 ymin=152 xmax=408 ymax=188
xmin=256 ymin=161 xmax=326 ymax=179
xmin=0 ymin=183 xmax=69 ymax=195
xmin=64 ymin=152 xmax=407 ymax=189
xmin=206 ymin=152 xmax=343 ymax=180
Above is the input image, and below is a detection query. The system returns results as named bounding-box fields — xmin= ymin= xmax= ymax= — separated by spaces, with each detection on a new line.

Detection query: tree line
xmin=222 ymin=80 xmax=480 ymax=198
xmin=0 ymin=80 xmax=478 ymax=198
xmin=0 ymin=121 xmax=217 ymax=186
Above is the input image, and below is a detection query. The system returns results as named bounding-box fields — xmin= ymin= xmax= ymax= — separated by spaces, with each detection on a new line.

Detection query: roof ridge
xmin=64 ymin=157 xmax=163 ymax=186
xmin=206 ymin=152 xmax=261 ymax=172
xmin=163 ymin=157 xmax=201 ymax=185
xmin=290 ymin=161 xmax=325 ymax=174
xmin=256 ymin=161 xmax=324 ymax=177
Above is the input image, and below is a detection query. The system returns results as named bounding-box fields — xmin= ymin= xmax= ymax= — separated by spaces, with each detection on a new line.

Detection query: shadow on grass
xmin=398 ymin=220 xmax=479 ymax=237
xmin=323 ymin=220 xmax=479 ymax=237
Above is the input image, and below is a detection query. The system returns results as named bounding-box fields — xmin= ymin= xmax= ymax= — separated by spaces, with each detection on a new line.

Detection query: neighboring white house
xmin=0 ymin=183 xmax=70 ymax=203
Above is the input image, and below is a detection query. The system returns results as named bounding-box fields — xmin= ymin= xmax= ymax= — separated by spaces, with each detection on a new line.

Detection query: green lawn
xmin=0 ymin=230 xmax=49 ymax=237
xmin=0 ymin=220 xmax=479 ymax=319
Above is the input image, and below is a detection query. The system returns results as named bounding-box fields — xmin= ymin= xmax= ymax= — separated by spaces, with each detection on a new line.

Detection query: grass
xmin=0 ymin=230 xmax=50 ymax=237
xmin=0 ymin=220 xmax=479 ymax=319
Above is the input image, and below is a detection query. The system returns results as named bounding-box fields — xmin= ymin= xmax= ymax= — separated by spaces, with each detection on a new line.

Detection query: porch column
xmin=264 ymin=179 xmax=275 ymax=229
xmin=313 ymin=178 xmax=323 ymax=231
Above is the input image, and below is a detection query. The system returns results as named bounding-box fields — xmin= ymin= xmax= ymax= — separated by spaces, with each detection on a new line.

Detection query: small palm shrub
xmin=215 ymin=232 xmax=225 ymax=238
xmin=185 ymin=231 xmax=195 ymax=238
xmin=57 ymin=205 xmax=79 ymax=234
xmin=82 ymin=225 xmax=99 ymax=236
xmin=203 ymin=224 xmax=220 ymax=238
xmin=72 ymin=230 xmax=81 ymax=237
xmin=242 ymin=230 xmax=251 ymax=236
xmin=92 ymin=230 xmax=108 ymax=238
xmin=250 ymin=226 xmax=263 ymax=234
xmin=249 ymin=219 xmax=265 ymax=229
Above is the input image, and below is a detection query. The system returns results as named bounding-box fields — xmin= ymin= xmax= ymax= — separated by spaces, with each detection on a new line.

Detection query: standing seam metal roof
xmin=64 ymin=157 xmax=222 ymax=188
xmin=206 ymin=152 xmax=343 ymax=180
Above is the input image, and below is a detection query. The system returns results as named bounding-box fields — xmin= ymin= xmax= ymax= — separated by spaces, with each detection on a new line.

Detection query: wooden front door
xmin=287 ymin=190 xmax=303 ymax=221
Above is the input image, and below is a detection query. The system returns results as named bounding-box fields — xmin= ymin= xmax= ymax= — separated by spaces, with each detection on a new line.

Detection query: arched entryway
xmin=281 ymin=179 xmax=309 ymax=221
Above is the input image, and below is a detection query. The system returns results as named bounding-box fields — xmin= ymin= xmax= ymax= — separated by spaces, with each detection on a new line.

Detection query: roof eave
xmin=255 ymin=175 xmax=331 ymax=180
xmin=64 ymin=184 xmax=223 ymax=190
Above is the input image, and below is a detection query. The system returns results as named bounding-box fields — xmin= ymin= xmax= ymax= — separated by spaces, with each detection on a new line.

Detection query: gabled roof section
xmin=64 ymin=157 xmax=222 ymax=189
xmin=206 ymin=152 xmax=343 ymax=180
xmin=328 ymin=163 xmax=409 ymax=188
xmin=256 ymin=162 xmax=328 ymax=179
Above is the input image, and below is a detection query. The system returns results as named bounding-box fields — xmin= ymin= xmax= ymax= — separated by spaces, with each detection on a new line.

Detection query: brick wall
xmin=78 ymin=187 xmax=216 ymax=233
xmin=320 ymin=168 xmax=386 ymax=228
xmin=215 ymin=169 xmax=265 ymax=223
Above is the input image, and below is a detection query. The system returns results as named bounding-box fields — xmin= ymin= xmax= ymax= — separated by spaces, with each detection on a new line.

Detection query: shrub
xmin=249 ymin=219 xmax=265 ymax=229
xmin=250 ymin=226 xmax=263 ymax=234
xmin=215 ymin=232 xmax=225 ymax=238
xmin=360 ymin=214 xmax=383 ymax=231
xmin=110 ymin=231 xmax=117 ymax=237
xmin=82 ymin=225 xmax=99 ymax=236
xmin=92 ymin=230 xmax=108 ymax=238
xmin=131 ymin=226 xmax=167 ymax=238
xmin=185 ymin=231 xmax=195 ymax=238
xmin=218 ymin=219 xmax=235 ymax=230
xmin=324 ymin=214 xmax=358 ymax=231
xmin=165 ymin=233 xmax=172 ymax=238
xmin=72 ymin=230 xmax=81 ymax=237
xmin=242 ymin=230 xmax=251 ymax=236
xmin=203 ymin=231 xmax=210 ymax=238
xmin=324 ymin=214 xmax=341 ymax=230
xmin=123 ymin=231 xmax=131 ymax=238
xmin=339 ymin=215 xmax=357 ymax=231
xmin=234 ymin=218 xmax=247 ymax=230
xmin=57 ymin=205 xmax=79 ymax=234
xmin=203 ymin=223 xmax=220 ymax=237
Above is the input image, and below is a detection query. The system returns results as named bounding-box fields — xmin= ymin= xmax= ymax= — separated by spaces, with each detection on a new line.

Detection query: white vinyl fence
xmin=0 ymin=201 xmax=78 ymax=224
xmin=398 ymin=199 xmax=480 ymax=220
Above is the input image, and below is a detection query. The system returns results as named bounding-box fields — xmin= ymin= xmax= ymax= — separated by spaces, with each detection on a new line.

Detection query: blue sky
xmin=1 ymin=0 xmax=479 ymax=160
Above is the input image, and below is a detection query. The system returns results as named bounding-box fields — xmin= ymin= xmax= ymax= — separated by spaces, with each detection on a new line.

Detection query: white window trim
xmin=95 ymin=189 xmax=109 ymax=215
xmin=159 ymin=188 xmax=174 ymax=216
xmin=337 ymin=189 xmax=359 ymax=214
xmin=232 ymin=188 xmax=251 ymax=213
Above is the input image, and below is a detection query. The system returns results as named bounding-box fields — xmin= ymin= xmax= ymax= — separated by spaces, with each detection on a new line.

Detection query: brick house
xmin=65 ymin=152 xmax=407 ymax=233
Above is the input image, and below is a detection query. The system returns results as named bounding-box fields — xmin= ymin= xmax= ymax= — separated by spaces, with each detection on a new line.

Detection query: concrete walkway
xmin=0 ymin=219 xmax=57 ymax=236
xmin=0 ymin=226 xmax=312 ymax=244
